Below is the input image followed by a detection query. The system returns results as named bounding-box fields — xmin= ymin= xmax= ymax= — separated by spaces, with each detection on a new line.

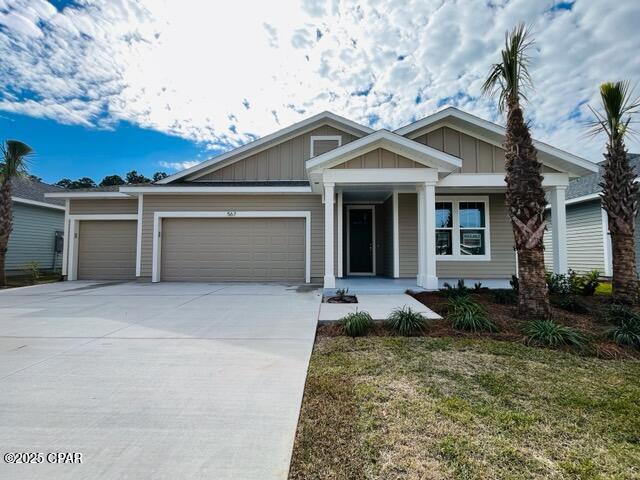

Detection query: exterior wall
xmin=331 ymin=148 xmax=423 ymax=169
xmin=382 ymin=196 xmax=394 ymax=276
xmin=544 ymin=199 xmax=607 ymax=274
xmin=141 ymin=194 xmax=328 ymax=281
xmin=397 ymin=193 xmax=516 ymax=279
xmin=7 ymin=202 xmax=64 ymax=273
xmin=70 ymin=199 xmax=138 ymax=215
xmin=411 ymin=126 xmax=559 ymax=174
xmin=194 ymin=125 xmax=358 ymax=182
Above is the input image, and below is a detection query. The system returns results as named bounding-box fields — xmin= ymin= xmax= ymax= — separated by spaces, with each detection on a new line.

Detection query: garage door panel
xmin=161 ymin=217 xmax=305 ymax=282
xmin=78 ymin=220 xmax=136 ymax=280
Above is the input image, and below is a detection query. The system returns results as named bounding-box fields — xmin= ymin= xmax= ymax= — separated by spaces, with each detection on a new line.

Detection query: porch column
xmin=324 ymin=182 xmax=336 ymax=288
xmin=418 ymin=182 xmax=438 ymax=290
xmin=337 ymin=191 xmax=343 ymax=278
xmin=549 ymin=185 xmax=568 ymax=274
xmin=392 ymin=191 xmax=400 ymax=278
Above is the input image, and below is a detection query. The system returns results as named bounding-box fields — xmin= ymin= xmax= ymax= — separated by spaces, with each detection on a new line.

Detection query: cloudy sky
xmin=0 ymin=0 xmax=639 ymax=183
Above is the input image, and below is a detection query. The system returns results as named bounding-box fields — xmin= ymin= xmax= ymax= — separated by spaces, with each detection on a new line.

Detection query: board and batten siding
xmin=397 ymin=193 xmax=516 ymax=279
xmin=140 ymin=194 xmax=331 ymax=281
xmin=7 ymin=202 xmax=64 ymax=272
xmin=194 ymin=125 xmax=359 ymax=182
xmin=543 ymin=199 xmax=606 ymax=274
xmin=331 ymin=148 xmax=423 ymax=169
xmin=411 ymin=126 xmax=559 ymax=174
xmin=69 ymin=199 xmax=138 ymax=215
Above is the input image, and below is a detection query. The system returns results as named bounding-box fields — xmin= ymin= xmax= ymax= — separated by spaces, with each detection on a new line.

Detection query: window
xmin=436 ymin=197 xmax=490 ymax=260
xmin=310 ymin=135 xmax=342 ymax=157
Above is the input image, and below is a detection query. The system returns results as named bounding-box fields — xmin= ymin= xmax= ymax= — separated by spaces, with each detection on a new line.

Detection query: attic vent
xmin=310 ymin=135 xmax=342 ymax=158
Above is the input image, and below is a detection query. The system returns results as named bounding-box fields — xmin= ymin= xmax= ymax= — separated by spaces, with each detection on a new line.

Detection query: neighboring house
xmin=7 ymin=177 xmax=65 ymax=275
xmin=544 ymin=153 xmax=640 ymax=277
xmin=46 ymin=107 xmax=597 ymax=289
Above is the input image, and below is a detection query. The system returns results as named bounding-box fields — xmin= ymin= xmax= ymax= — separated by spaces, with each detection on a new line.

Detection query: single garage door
xmin=77 ymin=220 xmax=137 ymax=280
xmin=161 ymin=217 xmax=305 ymax=282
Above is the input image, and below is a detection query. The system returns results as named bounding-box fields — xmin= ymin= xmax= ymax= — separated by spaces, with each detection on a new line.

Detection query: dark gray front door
xmin=348 ymin=208 xmax=374 ymax=274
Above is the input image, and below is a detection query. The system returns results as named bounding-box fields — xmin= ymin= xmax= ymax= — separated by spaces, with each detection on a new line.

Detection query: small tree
xmin=152 ymin=171 xmax=168 ymax=182
xmin=0 ymin=140 xmax=33 ymax=286
xmin=99 ymin=175 xmax=125 ymax=186
xmin=589 ymin=81 xmax=640 ymax=303
xmin=125 ymin=170 xmax=151 ymax=184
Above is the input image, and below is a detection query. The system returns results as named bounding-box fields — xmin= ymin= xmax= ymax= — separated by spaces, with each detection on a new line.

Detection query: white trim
xmin=322 ymin=168 xmax=439 ymax=185
xmin=45 ymin=191 xmax=131 ymax=199
xmin=601 ymin=208 xmax=613 ymax=277
xmin=434 ymin=196 xmax=491 ymax=261
xmin=337 ymin=191 xmax=343 ymax=278
xmin=323 ymin=183 xmax=335 ymax=287
xmin=66 ymin=214 xmax=138 ymax=281
xmin=135 ymin=195 xmax=143 ymax=277
xmin=346 ymin=205 xmax=376 ymax=276
xmin=151 ymin=210 xmax=312 ymax=284
xmin=12 ymin=197 xmax=66 ymax=211
xmin=62 ymin=199 xmax=70 ymax=277
xmin=158 ymin=112 xmax=373 ymax=184
xmin=392 ymin=191 xmax=400 ymax=278
xmin=550 ymin=186 xmax=568 ymax=274
xmin=393 ymin=106 xmax=597 ymax=176
xmin=306 ymin=129 xmax=462 ymax=172
xmin=310 ymin=135 xmax=342 ymax=158
xmin=422 ymin=182 xmax=438 ymax=289
xmin=438 ymin=173 xmax=570 ymax=188
xmin=565 ymin=192 xmax=601 ymax=206
xmin=119 ymin=186 xmax=313 ymax=194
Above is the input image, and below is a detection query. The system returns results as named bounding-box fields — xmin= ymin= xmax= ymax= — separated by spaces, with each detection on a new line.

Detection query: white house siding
xmin=544 ymin=199 xmax=606 ymax=274
xmin=7 ymin=202 xmax=64 ymax=273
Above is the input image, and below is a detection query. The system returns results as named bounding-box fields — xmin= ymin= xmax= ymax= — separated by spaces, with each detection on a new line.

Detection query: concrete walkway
xmin=0 ymin=281 xmax=321 ymax=480
xmin=319 ymin=293 xmax=441 ymax=322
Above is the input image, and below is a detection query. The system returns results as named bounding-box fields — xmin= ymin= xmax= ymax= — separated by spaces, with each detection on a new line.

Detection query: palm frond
xmin=0 ymin=140 xmax=32 ymax=182
xmin=587 ymin=81 xmax=640 ymax=143
xmin=481 ymin=23 xmax=535 ymax=112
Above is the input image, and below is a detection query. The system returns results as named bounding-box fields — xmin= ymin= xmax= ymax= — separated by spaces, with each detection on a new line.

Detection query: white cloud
xmin=159 ymin=160 xmax=200 ymax=171
xmin=0 ymin=0 xmax=639 ymax=162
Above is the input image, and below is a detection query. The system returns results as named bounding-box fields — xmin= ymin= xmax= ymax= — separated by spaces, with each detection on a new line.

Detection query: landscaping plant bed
xmin=322 ymin=288 xmax=358 ymax=304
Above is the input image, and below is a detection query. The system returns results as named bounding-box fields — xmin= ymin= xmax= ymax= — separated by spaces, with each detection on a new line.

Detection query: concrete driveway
xmin=0 ymin=281 xmax=321 ymax=480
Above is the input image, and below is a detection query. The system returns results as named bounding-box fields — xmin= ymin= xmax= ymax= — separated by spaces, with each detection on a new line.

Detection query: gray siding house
xmin=7 ymin=178 xmax=65 ymax=275
xmin=46 ymin=108 xmax=597 ymax=289
xmin=544 ymin=154 xmax=640 ymax=276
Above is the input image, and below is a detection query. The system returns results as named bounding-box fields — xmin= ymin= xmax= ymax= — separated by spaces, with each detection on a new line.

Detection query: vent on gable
xmin=310 ymin=135 xmax=342 ymax=158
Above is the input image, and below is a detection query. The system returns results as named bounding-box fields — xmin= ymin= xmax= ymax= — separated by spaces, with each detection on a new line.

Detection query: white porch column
xmin=550 ymin=185 xmax=568 ymax=274
xmin=337 ymin=191 xmax=343 ymax=278
xmin=62 ymin=199 xmax=70 ymax=277
xmin=324 ymin=183 xmax=336 ymax=288
xmin=421 ymin=182 xmax=438 ymax=289
xmin=392 ymin=191 xmax=400 ymax=278
xmin=417 ymin=187 xmax=425 ymax=286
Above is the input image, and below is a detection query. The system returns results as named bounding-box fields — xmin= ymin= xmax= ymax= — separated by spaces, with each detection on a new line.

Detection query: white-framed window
xmin=435 ymin=196 xmax=491 ymax=261
xmin=310 ymin=135 xmax=342 ymax=158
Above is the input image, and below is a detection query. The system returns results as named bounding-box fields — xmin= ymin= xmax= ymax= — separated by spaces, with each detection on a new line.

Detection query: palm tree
xmin=0 ymin=140 xmax=33 ymax=286
xmin=482 ymin=24 xmax=550 ymax=318
xmin=589 ymin=81 xmax=640 ymax=304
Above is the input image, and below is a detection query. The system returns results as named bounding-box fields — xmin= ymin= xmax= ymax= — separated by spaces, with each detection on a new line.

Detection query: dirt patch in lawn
xmin=289 ymin=336 xmax=640 ymax=480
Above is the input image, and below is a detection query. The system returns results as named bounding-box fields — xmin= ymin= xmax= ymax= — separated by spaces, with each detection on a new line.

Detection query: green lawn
xmin=289 ymin=336 xmax=640 ymax=480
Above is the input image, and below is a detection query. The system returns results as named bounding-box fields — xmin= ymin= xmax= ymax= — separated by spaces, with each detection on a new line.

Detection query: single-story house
xmin=7 ymin=177 xmax=65 ymax=275
xmin=46 ymin=107 xmax=597 ymax=289
xmin=544 ymin=153 xmax=640 ymax=277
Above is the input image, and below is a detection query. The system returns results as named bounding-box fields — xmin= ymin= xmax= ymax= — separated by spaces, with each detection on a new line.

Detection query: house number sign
xmin=227 ymin=211 xmax=237 ymax=217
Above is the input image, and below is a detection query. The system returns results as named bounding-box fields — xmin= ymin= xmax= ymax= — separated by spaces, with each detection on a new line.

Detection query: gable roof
xmin=158 ymin=111 xmax=373 ymax=184
xmin=12 ymin=177 xmax=65 ymax=209
xmin=305 ymin=129 xmax=462 ymax=172
xmin=395 ymin=106 xmax=598 ymax=177
xmin=566 ymin=153 xmax=640 ymax=202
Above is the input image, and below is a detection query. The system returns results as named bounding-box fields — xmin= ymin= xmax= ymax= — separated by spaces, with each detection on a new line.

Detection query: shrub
xmin=524 ymin=319 xmax=587 ymax=347
xmin=441 ymin=279 xmax=469 ymax=299
xmin=23 ymin=261 xmax=40 ymax=284
xmin=580 ymin=270 xmax=600 ymax=296
xmin=550 ymin=295 xmax=589 ymax=314
xmin=335 ymin=288 xmax=349 ymax=301
xmin=510 ymin=274 xmax=519 ymax=292
xmin=385 ymin=306 xmax=427 ymax=335
xmin=447 ymin=296 xmax=496 ymax=332
xmin=492 ymin=288 xmax=517 ymax=305
xmin=546 ymin=269 xmax=601 ymax=296
xmin=473 ymin=282 xmax=483 ymax=292
xmin=545 ymin=271 xmax=571 ymax=294
xmin=603 ymin=304 xmax=640 ymax=348
xmin=339 ymin=310 xmax=373 ymax=337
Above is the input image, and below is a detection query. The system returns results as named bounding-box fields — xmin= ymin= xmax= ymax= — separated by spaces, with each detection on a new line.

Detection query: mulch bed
xmin=322 ymin=295 xmax=358 ymax=304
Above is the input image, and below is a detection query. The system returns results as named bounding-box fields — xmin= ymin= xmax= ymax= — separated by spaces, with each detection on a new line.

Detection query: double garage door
xmin=75 ymin=217 xmax=305 ymax=282
xmin=161 ymin=217 xmax=305 ymax=282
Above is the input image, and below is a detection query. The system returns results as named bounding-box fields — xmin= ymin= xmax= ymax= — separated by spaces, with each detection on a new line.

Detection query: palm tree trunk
xmin=611 ymin=231 xmax=637 ymax=303
xmin=505 ymin=102 xmax=551 ymax=318
xmin=0 ymin=180 xmax=13 ymax=287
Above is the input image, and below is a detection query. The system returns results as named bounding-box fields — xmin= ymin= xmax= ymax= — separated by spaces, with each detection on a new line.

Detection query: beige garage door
xmin=77 ymin=220 xmax=137 ymax=280
xmin=161 ymin=217 xmax=305 ymax=282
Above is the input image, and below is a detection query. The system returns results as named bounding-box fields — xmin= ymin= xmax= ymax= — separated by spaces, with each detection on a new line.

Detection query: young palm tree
xmin=482 ymin=24 xmax=550 ymax=318
xmin=0 ymin=140 xmax=33 ymax=286
xmin=589 ymin=81 xmax=640 ymax=304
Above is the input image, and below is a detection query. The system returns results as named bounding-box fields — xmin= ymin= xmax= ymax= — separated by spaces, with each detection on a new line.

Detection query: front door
xmin=348 ymin=207 xmax=375 ymax=275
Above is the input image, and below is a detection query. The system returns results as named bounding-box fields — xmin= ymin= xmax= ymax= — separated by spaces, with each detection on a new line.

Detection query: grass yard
xmin=289 ymin=336 xmax=640 ymax=480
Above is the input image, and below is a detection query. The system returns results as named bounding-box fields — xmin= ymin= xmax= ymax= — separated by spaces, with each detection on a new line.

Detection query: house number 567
xmin=227 ymin=211 xmax=237 ymax=216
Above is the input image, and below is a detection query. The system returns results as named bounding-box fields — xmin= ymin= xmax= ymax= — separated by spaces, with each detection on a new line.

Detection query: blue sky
xmin=0 ymin=0 xmax=639 ymax=185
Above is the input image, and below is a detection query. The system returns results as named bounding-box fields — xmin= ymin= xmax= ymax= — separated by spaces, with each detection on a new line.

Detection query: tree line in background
xmin=54 ymin=170 xmax=168 ymax=189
